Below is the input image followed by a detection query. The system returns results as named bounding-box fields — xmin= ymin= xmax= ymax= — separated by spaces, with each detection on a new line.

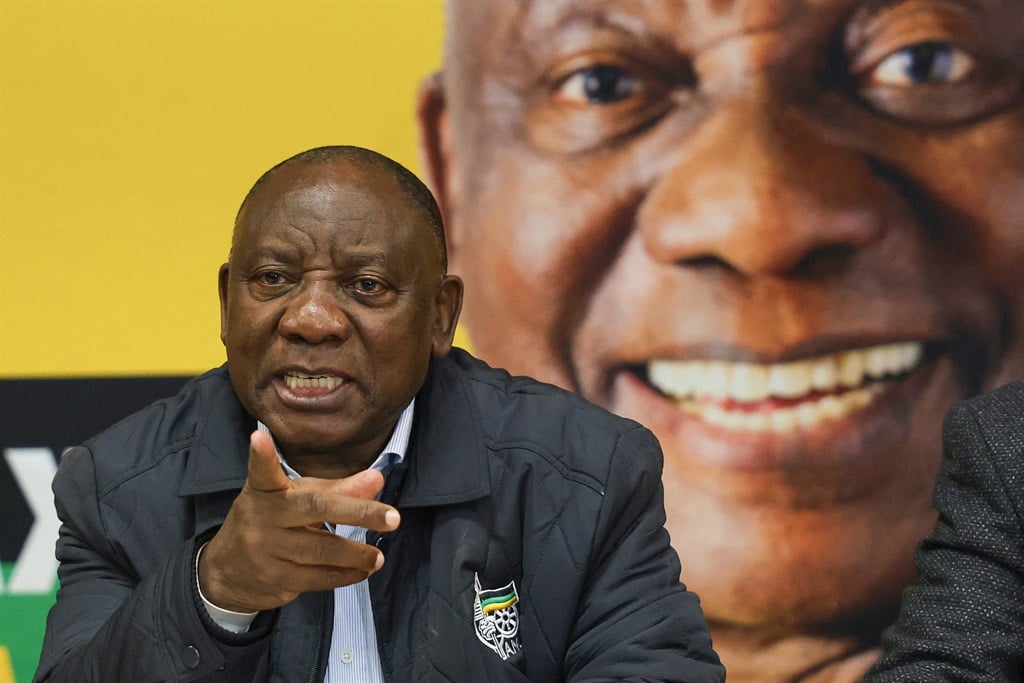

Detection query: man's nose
xmin=638 ymin=94 xmax=885 ymax=277
xmin=278 ymin=281 xmax=351 ymax=344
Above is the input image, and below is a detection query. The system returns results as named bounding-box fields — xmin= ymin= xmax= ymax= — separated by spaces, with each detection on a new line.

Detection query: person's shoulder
xmin=961 ymin=377 xmax=1024 ymax=410
xmin=943 ymin=378 xmax=1024 ymax=475
xmin=445 ymin=348 xmax=642 ymax=428
xmin=438 ymin=349 xmax=657 ymax=476
xmin=950 ymin=377 xmax=1024 ymax=428
xmin=72 ymin=366 xmax=237 ymax=481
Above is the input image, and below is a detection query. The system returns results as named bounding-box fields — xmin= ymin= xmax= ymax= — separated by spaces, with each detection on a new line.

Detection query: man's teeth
xmin=648 ymin=341 xmax=923 ymax=431
xmin=284 ymin=373 xmax=341 ymax=390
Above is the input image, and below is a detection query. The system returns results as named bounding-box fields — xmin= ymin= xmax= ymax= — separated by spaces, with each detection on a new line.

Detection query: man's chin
xmin=693 ymin=551 xmax=916 ymax=631
xmin=258 ymin=417 xmax=355 ymax=461
xmin=663 ymin=476 xmax=930 ymax=630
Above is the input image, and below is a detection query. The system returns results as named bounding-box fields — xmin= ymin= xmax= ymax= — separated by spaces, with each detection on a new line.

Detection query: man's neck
xmin=276 ymin=435 xmax=388 ymax=479
xmin=284 ymin=452 xmax=379 ymax=479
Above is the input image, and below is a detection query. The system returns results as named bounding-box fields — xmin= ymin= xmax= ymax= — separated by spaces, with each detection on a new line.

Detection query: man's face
xmin=421 ymin=0 xmax=1024 ymax=627
xmin=220 ymin=160 xmax=461 ymax=466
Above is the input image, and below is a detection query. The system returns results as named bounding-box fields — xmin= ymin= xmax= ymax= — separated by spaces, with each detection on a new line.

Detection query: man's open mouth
xmin=283 ymin=372 xmax=343 ymax=391
xmin=646 ymin=341 xmax=924 ymax=431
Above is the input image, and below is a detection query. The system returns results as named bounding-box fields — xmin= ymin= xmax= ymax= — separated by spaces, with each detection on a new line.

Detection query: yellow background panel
xmin=1 ymin=0 xmax=446 ymax=378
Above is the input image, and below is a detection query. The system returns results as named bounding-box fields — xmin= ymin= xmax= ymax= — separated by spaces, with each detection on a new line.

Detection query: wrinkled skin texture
xmin=220 ymin=159 xmax=461 ymax=475
xmin=418 ymin=0 xmax=1024 ymax=679
xmin=204 ymin=157 xmax=462 ymax=613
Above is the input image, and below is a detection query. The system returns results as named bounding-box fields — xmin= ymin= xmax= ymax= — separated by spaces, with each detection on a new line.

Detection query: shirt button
xmin=182 ymin=645 xmax=200 ymax=669
xmin=340 ymin=648 xmax=354 ymax=664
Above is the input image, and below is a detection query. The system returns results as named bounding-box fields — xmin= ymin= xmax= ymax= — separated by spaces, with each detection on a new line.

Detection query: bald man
xmin=35 ymin=146 xmax=723 ymax=682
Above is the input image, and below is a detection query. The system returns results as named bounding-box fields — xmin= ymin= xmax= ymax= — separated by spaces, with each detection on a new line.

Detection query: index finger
xmin=294 ymin=477 xmax=401 ymax=532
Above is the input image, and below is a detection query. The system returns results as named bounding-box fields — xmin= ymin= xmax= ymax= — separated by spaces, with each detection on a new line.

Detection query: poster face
xmin=419 ymin=0 xmax=1024 ymax=679
xmin=2 ymin=0 xmax=1022 ymax=681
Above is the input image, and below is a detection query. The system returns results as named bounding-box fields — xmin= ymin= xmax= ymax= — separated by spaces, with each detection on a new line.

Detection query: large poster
xmin=418 ymin=1 xmax=1024 ymax=681
xmin=3 ymin=1 xmax=1021 ymax=681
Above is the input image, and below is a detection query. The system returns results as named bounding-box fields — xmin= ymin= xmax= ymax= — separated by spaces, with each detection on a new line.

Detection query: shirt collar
xmin=258 ymin=398 xmax=415 ymax=480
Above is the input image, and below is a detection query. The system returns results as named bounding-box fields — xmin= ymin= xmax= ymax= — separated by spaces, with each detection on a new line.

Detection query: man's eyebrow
xmin=332 ymin=247 xmax=390 ymax=268
xmin=510 ymin=1 xmax=702 ymax=69
xmin=523 ymin=3 xmax=656 ymax=40
xmin=245 ymin=243 xmax=301 ymax=264
xmin=927 ymin=0 xmax=1006 ymax=13
xmin=855 ymin=0 xmax=1002 ymax=16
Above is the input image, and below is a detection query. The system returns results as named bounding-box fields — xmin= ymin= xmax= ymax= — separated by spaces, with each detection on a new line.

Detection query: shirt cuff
xmin=195 ymin=542 xmax=259 ymax=634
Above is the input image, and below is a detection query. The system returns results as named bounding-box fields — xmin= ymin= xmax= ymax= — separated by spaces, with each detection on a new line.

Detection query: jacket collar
xmin=178 ymin=365 xmax=252 ymax=497
xmin=394 ymin=350 xmax=492 ymax=507
xmin=178 ymin=353 xmax=492 ymax=507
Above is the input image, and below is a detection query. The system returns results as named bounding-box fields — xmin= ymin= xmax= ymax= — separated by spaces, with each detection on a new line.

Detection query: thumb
xmin=246 ymin=429 xmax=292 ymax=492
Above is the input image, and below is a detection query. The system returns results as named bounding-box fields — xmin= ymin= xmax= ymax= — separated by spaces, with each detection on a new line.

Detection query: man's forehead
xmin=253 ymin=160 xmax=364 ymax=201
xmin=451 ymin=0 xmax=1007 ymax=51
xmin=240 ymin=161 xmax=393 ymax=222
xmin=445 ymin=0 xmax=836 ymax=104
xmin=236 ymin=164 xmax=380 ymax=243
xmin=452 ymin=0 xmax=825 ymax=39
xmin=233 ymin=164 xmax=438 ymax=263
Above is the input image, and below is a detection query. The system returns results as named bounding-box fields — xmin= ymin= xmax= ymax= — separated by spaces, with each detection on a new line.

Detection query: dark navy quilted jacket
xmin=36 ymin=348 xmax=724 ymax=682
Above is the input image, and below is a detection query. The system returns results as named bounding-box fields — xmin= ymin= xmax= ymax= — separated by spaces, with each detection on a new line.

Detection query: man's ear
xmin=417 ymin=72 xmax=463 ymax=256
xmin=431 ymin=275 xmax=464 ymax=357
xmin=218 ymin=263 xmax=230 ymax=346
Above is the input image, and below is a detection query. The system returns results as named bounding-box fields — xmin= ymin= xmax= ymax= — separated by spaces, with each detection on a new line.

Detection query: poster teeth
xmin=648 ymin=342 xmax=923 ymax=407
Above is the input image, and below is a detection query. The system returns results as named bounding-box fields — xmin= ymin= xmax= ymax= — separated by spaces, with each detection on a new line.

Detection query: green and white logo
xmin=472 ymin=573 xmax=521 ymax=661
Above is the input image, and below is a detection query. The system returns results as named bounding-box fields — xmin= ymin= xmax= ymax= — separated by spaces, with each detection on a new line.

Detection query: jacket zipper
xmin=307 ymin=592 xmax=329 ymax=683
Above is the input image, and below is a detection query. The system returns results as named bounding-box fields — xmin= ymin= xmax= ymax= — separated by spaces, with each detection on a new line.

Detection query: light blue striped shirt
xmin=201 ymin=400 xmax=414 ymax=682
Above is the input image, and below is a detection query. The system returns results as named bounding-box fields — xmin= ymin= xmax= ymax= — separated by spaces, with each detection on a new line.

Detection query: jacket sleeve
xmin=565 ymin=426 xmax=725 ymax=683
xmin=865 ymin=402 xmax=1024 ymax=682
xmin=33 ymin=446 xmax=272 ymax=683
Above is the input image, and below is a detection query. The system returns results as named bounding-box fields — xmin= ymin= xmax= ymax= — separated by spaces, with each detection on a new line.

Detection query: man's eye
xmin=257 ymin=271 xmax=287 ymax=286
xmin=845 ymin=4 xmax=1020 ymax=126
xmin=530 ymin=52 xmax=681 ymax=154
xmin=356 ymin=278 xmax=382 ymax=293
xmin=867 ymin=42 xmax=974 ymax=87
xmin=556 ymin=64 xmax=640 ymax=104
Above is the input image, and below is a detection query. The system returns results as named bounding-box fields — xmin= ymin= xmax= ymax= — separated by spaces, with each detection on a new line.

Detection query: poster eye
xmin=867 ymin=42 xmax=973 ymax=87
xmin=556 ymin=64 xmax=640 ymax=105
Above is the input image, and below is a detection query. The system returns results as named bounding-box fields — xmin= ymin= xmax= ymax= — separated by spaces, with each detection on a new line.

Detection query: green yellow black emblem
xmin=473 ymin=573 xmax=522 ymax=660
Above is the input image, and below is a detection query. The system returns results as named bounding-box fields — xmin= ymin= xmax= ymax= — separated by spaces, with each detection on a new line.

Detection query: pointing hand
xmin=198 ymin=430 xmax=400 ymax=613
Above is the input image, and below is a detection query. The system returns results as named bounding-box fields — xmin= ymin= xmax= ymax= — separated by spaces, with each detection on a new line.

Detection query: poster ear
xmin=416 ymin=72 xmax=463 ymax=255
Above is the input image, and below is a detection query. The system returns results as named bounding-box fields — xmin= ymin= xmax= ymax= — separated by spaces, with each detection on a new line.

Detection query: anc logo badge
xmin=473 ymin=573 xmax=522 ymax=660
